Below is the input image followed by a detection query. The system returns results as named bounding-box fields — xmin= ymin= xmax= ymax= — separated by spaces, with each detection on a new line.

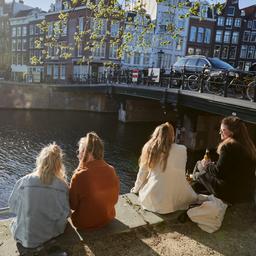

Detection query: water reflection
xmin=0 ymin=110 xmax=157 ymax=208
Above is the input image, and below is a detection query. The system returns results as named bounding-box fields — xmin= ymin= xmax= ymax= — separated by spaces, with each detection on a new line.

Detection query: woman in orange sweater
xmin=69 ymin=132 xmax=120 ymax=230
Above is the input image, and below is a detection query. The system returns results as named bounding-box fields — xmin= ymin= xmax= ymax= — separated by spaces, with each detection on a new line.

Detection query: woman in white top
xmin=131 ymin=122 xmax=197 ymax=214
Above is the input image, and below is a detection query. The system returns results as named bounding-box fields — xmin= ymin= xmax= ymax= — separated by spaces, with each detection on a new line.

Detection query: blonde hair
xmin=35 ymin=143 xmax=66 ymax=185
xmin=217 ymin=116 xmax=256 ymax=161
xmin=78 ymin=132 xmax=104 ymax=165
xmin=139 ymin=122 xmax=175 ymax=172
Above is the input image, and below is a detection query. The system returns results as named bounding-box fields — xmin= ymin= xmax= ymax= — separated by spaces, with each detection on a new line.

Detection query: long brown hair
xmin=139 ymin=122 xmax=175 ymax=172
xmin=35 ymin=143 xmax=66 ymax=185
xmin=217 ymin=116 xmax=256 ymax=161
xmin=78 ymin=132 xmax=104 ymax=166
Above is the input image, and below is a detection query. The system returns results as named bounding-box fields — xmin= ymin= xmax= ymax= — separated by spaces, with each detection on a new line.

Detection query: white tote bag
xmin=187 ymin=195 xmax=228 ymax=233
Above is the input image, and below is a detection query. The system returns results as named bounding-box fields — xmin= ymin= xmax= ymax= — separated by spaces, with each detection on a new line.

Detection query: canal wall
xmin=0 ymin=82 xmax=118 ymax=112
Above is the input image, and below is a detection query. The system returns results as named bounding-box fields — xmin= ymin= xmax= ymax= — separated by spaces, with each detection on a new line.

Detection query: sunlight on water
xmin=0 ymin=110 xmax=157 ymax=208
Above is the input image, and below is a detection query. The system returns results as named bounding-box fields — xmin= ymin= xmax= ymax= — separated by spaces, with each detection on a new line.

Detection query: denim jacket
xmin=8 ymin=173 xmax=70 ymax=248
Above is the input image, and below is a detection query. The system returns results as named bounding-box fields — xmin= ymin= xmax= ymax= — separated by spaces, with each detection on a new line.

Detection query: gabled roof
xmin=14 ymin=8 xmax=34 ymax=17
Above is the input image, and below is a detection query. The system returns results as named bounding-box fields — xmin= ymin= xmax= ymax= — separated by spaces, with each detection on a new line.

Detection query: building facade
xmin=213 ymin=0 xmax=256 ymax=70
xmin=10 ymin=8 xmax=45 ymax=82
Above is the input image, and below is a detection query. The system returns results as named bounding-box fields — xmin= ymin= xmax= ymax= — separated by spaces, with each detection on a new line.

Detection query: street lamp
xmin=158 ymin=50 xmax=164 ymax=68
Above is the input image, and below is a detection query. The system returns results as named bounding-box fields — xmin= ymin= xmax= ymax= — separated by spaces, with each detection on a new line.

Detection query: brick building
xmin=44 ymin=0 xmax=122 ymax=83
xmin=213 ymin=0 xmax=256 ymax=70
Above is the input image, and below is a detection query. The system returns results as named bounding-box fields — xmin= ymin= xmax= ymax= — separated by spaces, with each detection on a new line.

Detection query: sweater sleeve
xmin=69 ymin=173 xmax=80 ymax=211
xmin=207 ymin=144 xmax=231 ymax=179
xmin=131 ymin=165 xmax=149 ymax=194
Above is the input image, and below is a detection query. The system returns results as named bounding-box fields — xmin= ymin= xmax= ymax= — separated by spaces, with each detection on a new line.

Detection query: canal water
xmin=0 ymin=110 xmax=202 ymax=208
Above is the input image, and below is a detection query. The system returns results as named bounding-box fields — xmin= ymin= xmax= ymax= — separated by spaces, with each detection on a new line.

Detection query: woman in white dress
xmin=131 ymin=122 xmax=197 ymax=214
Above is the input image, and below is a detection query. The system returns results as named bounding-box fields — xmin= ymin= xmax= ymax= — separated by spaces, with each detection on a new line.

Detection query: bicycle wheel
xmin=187 ymin=75 xmax=199 ymax=91
xmin=205 ymin=78 xmax=223 ymax=95
xmin=228 ymin=80 xmax=244 ymax=99
xmin=246 ymin=81 xmax=255 ymax=101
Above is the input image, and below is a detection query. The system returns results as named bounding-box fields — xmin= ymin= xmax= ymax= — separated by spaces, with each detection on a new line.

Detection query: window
xmin=187 ymin=47 xmax=194 ymax=55
xmin=243 ymin=31 xmax=250 ymax=42
xmin=229 ymin=46 xmax=236 ymax=59
xmin=60 ymin=65 xmax=66 ymax=79
xmin=12 ymin=54 xmax=16 ymax=64
xmin=253 ymin=20 xmax=256 ymax=30
xmin=162 ymin=54 xmax=171 ymax=68
xmin=109 ymin=44 xmax=118 ymax=59
xmin=22 ymin=26 xmax=27 ymax=36
xmin=12 ymin=27 xmax=16 ymax=37
xmin=251 ymin=32 xmax=256 ymax=42
xmin=247 ymin=46 xmax=255 ymax=59
xmin=197 ymin=27 xmax=204 ymax=43
xmin=215 ymin=30 xmax=222 ymax=42
xmin=61 ymin=23 xmax=67 ymax=36
xmin=159 ymin=25 xmax=166 ymax=32
xmin=204 ymin=28 xmax=211 ymax=43
xmin=92 ymin=43 xmax=106 ymax=57
xmin=241 ymin=10 xmax=245 ymax=16
xmin=247 ymin=21 xmax=252 ymax=29
xmin=53 ymin=65 xmax=58 ymax=79
xmin=223 ymin=31 xmax=231 ymax=43
xmin=231 ymin=32 xmax=239 ymax=44
xmin=222 ymin=46 xmax=228 ymax=59
xmin=217 ymin=17 xmax=225 ymax=26
xmin=189 ymin=26 xmax=197 ymax=42
xmin=234 ymin=18 xmax=241 ymax=27
xmin=22 ymin=39 xmax=27 ymax=51
xmin=29 ymin=25 xmax=34 ymax=35
xmin=17 ymin=39 xmax=22 ymax=51
xmin=185 ymin=58 xmax=198 ymax=72
xmin=244 ymin=62 xmax=251 ymax=71
xmin=12 ymin=39 xmax=16 ymax=51
xmin=17 ymin=26 xmax=21 ymax=36
xmin=227 ymin=7 xmax=235 ymax=16
xmin=195 ymin=48 xmax=202 ymax=55
xmin=91 ymin=18 xmax=107 ymax=35
xmin=213 ymin=45 xmax=221 ymax=57
xmin=133 ymin=52 xmax=140 ymax=65
xmin=176 ymin=37 xmax=183 ymax=50
xmin=124 ymin=53 xmax=131 ymax=64
xmin=35 ymin=25 xmax=40 ymax=35
xmin=79 ymin=17 xmax=84 ymax=32
xmin=47 ymin=65 xmax=52 ymax=76
xmin=226 ymin=17 xmax=233 ymax=26
xmin=22 ymin=54 xmax=27 ymax=65
xmin=48 ymin=22 xmax=53 ymax=36
xmin=240 ymin=45 xmax=247 ymax=58
xmin=111 ymin=21 xmax=119 ymax=37
xmin=143 ymin=53 xmax=150 ymax=65
xmin=197 ymin=59 xmax=208 ymax=70
xmin=17 ymin=53 xmax=22 ymax=65
xmin=29 ymin=38 xmax=34 ymax=48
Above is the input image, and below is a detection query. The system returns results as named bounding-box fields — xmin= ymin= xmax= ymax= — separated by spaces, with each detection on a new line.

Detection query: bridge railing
xmin=42 ymin=69 xmax=256 ymax=102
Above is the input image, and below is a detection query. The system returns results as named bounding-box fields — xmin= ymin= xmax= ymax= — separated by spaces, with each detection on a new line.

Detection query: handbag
xmin=187 ymin=195 xmax=228 ymax=233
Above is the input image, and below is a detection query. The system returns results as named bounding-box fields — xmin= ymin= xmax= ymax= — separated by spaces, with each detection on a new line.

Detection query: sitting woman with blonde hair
xmin=131 ymin=122 xmax=197 ymax=214
xmin=8 ymin=143 xmax=70 ymax=248
xmin=69 ymin=132 xmax=119 ymax=230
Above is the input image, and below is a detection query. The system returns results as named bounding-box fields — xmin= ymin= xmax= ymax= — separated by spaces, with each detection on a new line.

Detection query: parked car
xmin=172 ymin=55 xmax=235 ymax=75
xmin=172 ymin=55 xmax=244 ymax=95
